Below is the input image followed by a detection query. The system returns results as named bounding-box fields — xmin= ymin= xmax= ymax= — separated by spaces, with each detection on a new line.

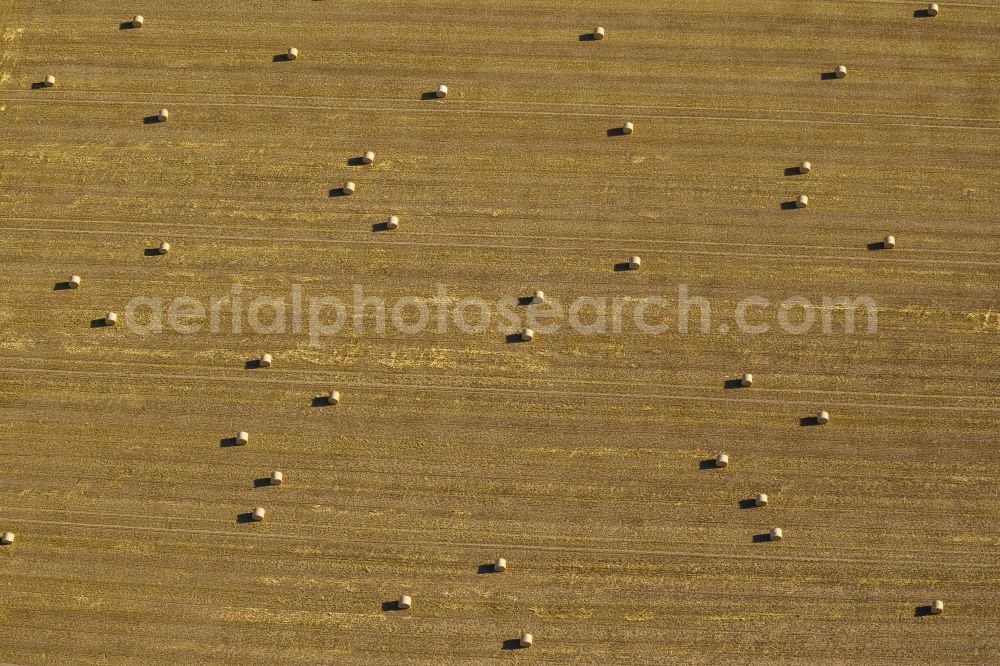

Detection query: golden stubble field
xmin=0 ymin=0 xmax=998 ymax=663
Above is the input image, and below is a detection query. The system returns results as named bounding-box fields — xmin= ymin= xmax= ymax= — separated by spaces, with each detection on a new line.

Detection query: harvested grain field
xmin=1 ymin=1 xmax=998 ymax=663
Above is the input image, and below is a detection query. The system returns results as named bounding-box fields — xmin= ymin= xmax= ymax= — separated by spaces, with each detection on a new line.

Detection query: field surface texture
xmin=0 ymin=1 xmax=998 ymax=664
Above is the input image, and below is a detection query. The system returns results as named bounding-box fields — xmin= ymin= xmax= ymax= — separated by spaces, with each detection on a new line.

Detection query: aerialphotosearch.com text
xmin=124 ymin=283 xmax=878 ymax=346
